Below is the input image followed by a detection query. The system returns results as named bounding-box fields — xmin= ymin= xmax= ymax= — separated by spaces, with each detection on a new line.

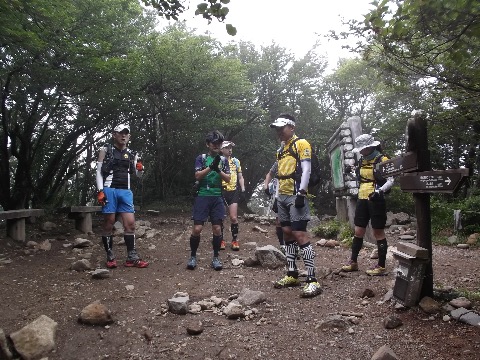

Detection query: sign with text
xmin=399 ymin=168 xmax=469 ymax=193
xmin=377 ymin=152 xmax=418 ymax=177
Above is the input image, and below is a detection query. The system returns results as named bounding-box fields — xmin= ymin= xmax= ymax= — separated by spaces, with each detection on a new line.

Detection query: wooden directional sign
xmin=377 ymin=152 xmax=418 ymax=177
xmin=399 ymin=168 xmax=469 ymax=193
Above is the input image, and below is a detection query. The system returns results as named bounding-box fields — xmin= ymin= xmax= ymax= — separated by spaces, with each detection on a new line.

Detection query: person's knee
xmin=354 ymin=226 xmax=366 ymax=237
xmin=212 ymin=224 xmax=222 ymax=235
xmin=373 ymin=229 xmax=386 ymax=239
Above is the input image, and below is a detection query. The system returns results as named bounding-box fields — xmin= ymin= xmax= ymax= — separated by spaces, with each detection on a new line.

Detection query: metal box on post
xmin=392 ymin=242 xmax=429 ymax=307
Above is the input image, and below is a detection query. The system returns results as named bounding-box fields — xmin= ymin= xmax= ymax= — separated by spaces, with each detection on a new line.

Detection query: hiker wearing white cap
xmin=269 ymin=113 xmax=322 ymax=298
xmin=96 ymin=124 xmax=148 ymax=269
xmin=220 ymin=141 xmax=245 ymax=251
xmin=341 ymin=133 xmax=394 ymax=276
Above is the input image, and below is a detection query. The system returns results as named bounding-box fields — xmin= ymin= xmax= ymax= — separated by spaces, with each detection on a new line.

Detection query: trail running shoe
xmin=301 ymin=279 xmax=323 ymax=298
xmin=220 ymin=240 xmax=226 ymax=250
xmin=106 ymin=259 xmax=117 ymax=269
xmin=187 ymin=256 xmax=197 ymax=270
xmin=273 ymin=275 xmax=301 ymax=288
xmin=341 ymin=260 xmax=359 ymax=272
xmin=124 ymin=259 xmax=149 ymax=268
xmin=366 ymin=265 xmax=387 ymax=276
xmin=231 ymin=241 xmax=240 ymax=251
xmin=211 ymin=257 xmax=223 ymax=271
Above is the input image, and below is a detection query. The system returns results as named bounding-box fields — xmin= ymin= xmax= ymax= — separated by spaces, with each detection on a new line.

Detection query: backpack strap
xmin=276 ymin=138 xmax=301 ymax=180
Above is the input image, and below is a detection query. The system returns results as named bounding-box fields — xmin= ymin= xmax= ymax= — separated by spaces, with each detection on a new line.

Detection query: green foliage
xmin=430 ymin=192 xmax=480 ymax=239
xmin=313 ymin=220 xmax=353 ymax=240
xmin=385 ymin=185 xmax=414 ymax=215
xmin=143 ymin=0 xmax=237 ymax=34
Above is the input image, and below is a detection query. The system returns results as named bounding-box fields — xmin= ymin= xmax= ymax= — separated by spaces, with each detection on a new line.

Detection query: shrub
xmin=386 ymin=185 xmax=414 ymax=215
xmin=313 ymin=219 xmax=353 ymax=241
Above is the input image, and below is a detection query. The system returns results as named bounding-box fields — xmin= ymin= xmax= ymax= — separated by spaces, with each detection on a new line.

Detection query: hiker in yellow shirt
xmin=220 ymin=141 xmax=245 ymax=251
xmin=269 ymin=113 xmax=322 ymax=298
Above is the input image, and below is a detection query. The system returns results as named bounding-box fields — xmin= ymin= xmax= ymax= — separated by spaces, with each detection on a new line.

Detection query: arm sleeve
xmin=379 ymin=177 xmax=394 ymax=193
xmin=299 ymin=160 xmax=311 ymax=192
xmin=96 ymin=162 xmax=104 ymax=190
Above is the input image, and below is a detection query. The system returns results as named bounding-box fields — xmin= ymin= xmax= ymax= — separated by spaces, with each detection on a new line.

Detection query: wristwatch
xmin=297 ymin=189 xmax=307 ymax=195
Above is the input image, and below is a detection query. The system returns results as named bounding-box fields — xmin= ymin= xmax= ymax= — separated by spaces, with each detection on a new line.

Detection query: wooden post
xmin=406 ymin=111 xmax=433 ymax=298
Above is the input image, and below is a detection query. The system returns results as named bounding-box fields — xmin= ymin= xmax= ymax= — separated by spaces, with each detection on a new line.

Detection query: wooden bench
xmin=0 ymin=209 xmax=45 ymax=242
xmin=61 ymin=206 xmax=102 ymax=234
xmin=61 ymin=206 xmax=141 ymax=234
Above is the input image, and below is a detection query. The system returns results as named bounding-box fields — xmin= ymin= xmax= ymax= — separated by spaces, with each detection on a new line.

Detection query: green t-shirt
xmin=195 ymin=154 xmax=229 ymax=196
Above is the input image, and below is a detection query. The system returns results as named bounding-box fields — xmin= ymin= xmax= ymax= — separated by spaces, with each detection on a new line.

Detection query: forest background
xmin=1 ymin=0 xmax=479 ymax=239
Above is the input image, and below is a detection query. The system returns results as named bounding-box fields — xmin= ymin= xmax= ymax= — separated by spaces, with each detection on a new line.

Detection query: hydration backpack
xmin=101 ymin=144 xmax=136 ymax=177
xmin=276 ymin=138 xmax=321 ymax=190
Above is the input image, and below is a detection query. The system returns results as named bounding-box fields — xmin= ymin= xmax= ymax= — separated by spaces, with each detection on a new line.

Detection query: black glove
xmin=264 ymin=188 xmax=272 ymax=199
xmin=209 ymin=155 xmax=221 ymax=172
xmin=295 ymin=194 xmax=305 ymax=208
xmin=368 ymin=190 xmax=384 ymax=201
xmin=272 ymin=199 xmax=278 ymax=213
xmin=239 ymin=191 xmax=246 ymax=203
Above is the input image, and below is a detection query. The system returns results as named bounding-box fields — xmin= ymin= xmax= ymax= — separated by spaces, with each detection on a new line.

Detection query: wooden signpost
xmin=376 ymin=111 xmax=469 ymax=299
xmin=399 ymin=169 xmax=469 ymax=193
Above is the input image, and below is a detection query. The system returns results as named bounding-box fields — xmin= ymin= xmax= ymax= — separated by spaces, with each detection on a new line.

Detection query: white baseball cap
xmin=221 ymin=141 xmax=235 ymax=149
xmin=113 ymin=124 xmax=130 ymax=133
xmin=270 ymin=117 xmax=296 ymax=128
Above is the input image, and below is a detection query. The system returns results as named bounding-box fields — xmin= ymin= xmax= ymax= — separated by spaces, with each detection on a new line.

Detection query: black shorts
xmin=354 ymin=199 xmax=387 ymax=229
xmin=222 ymin=190 xmax=239 ymax=206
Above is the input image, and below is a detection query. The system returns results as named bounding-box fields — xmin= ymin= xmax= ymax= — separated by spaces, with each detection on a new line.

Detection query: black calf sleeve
xmin=231 ymin=223 xmax=239 ymax=240
xmin=212 ymin=234 xmax=222 ymax=257
xmin=102 ymin=235 xmax=113 ymax=253
xmin=124 ymin=234 xmax=135 ymax=253
xmin=190 ymin=235 xmax=200 ymax=257
xmin=351 ymin=236 xmax=364 ymax=262
xmin=377 ymin=239 xmax=388 ymax=267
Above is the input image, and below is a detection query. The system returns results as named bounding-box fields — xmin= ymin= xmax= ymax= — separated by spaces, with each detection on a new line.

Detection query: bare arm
xmin=238 ymin=172 xmax=245 ymax=191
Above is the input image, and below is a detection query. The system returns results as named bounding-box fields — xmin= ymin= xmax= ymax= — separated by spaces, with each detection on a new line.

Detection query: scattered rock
xmin=255 ymin=245 xmax=285 ymax=269
xmin=237 ymin=288 xmax=266 ymax=306
xmin=418 ymin=296 xmax=441 ymax=314
xmin=466 ymin=233 xmax=478 ymax=245
xmin=73 ymin=238 xmax=93 ymax=248
xmin=70 ymin=259 xmax=92 ymax=272
xmin=456 ymin=243 xmax=469 ymax=249
xmin=78 ymin=301 xmax=114 ymax=326
xmin=370 ymin=248 xmax=378 ymax=259
xmin=10 ymin=315 xmax=58 ymax=360
xmin=360 ymin=288 xmax=375 ymax=298
xmin=40 ymin=221 xmax=56 ymax=231
xmin=371 ymin=344 xmax=399 ymax=360
xmin=223 ymin=301 xmax=245 ymax=319
xmin=91 ymin=269 xmax=110 ymax=279
xmin=168 ymin=296 xmax=189 ymax=315
xmin=449 ymin=297 xmax=472 ymax=309
xmin=0 ymin=328 xmax=13 ymax=360
xmin=383 ymin=315 xmax=403 ymax=329
xmin=186 ymin=321 xmax=204 ymax=335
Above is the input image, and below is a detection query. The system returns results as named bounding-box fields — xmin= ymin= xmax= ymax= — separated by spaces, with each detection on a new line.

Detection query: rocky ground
xmin=0 ymin=210 xmax=479 ymax=360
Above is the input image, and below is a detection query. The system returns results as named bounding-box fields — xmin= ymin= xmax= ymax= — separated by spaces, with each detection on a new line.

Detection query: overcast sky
xmin=168 ymin=0 xmax=375 ymax=69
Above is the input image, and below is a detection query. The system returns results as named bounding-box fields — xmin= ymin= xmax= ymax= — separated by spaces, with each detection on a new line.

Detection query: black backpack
xmin=277 ymin=138 xmax=321 ymax=190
